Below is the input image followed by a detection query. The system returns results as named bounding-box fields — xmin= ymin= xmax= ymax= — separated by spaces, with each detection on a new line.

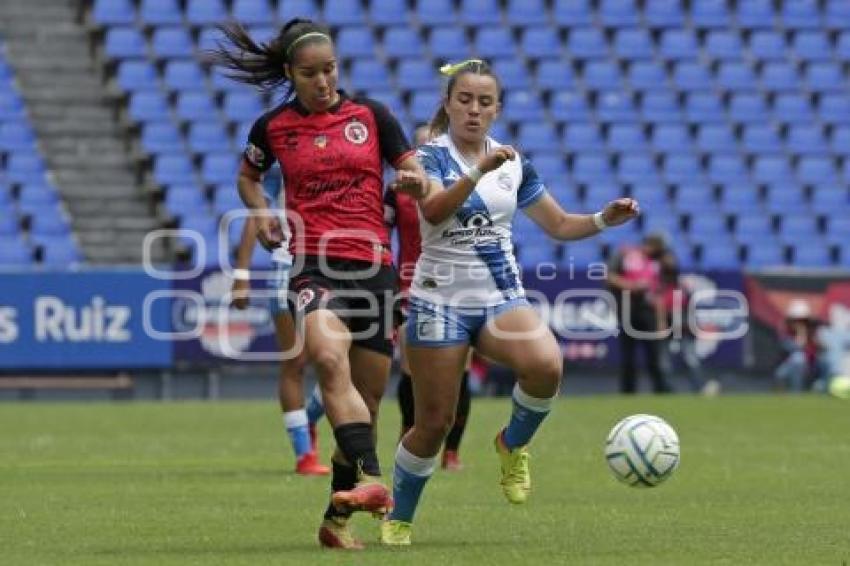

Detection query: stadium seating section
xmin=0 ymin=46 xmax=81 ymax=267
xmin=10 ymin=0 xmax=850 ymax=270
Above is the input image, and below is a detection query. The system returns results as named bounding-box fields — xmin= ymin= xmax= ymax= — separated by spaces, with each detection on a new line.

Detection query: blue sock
xmin=388 ymin=443 xmax=437 ymax=523
xmin=284 ymin=409 xmax=311 ymax=458
xmin=306 ymin=384 xmax=325 ymax=424
xmin=502 ymin=383 xmax=555 ymax=449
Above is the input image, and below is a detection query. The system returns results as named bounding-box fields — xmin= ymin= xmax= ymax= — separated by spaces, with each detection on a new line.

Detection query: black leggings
xmin=398 ymin=371 xmax=471 ymax=451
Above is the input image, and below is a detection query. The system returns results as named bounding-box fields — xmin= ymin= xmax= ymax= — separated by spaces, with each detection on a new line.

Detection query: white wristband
xmin=592 ymin=211 xmax=608 ymax=231
xmin=466 ymin=166 xmax=483 ymax=184
xmin=232 ymin=268 xmax=251 ymax=281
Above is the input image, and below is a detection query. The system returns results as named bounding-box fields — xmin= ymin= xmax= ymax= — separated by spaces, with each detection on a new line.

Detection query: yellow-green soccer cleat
xmin=379 ymin=519 xmax=412 ymax=546
xmin=494 ymin=432 xmax=531 ymax=504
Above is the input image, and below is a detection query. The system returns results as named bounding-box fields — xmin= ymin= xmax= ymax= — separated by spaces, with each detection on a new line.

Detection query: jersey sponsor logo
xmin=344 ymin=119 xmax=369 ymax=145
xmin=245 ymin=143 xmax=265 ymax=168
xmin=296 ymin=288 xmax=315 ymax=311
xmin=314 ymin=134 xmax=327 ymax=148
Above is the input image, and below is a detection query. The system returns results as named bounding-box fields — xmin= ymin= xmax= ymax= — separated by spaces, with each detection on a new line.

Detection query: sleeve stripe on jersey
xmin=519 ymin=185 xmax=547 ymax=209
xmin=392 ymin=149 xmax=417 ymax=168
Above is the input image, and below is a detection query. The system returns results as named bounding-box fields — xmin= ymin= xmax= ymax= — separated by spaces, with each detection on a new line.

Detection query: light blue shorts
xmin=267 ymin=260 xmax=291 ymax=315
xmin=406 ymin=296 xmax=530 ymax=348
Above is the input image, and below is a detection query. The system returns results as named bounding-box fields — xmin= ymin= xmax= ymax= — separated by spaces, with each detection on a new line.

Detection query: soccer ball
xmin=605 ymin=414 xmax=680 ymax=487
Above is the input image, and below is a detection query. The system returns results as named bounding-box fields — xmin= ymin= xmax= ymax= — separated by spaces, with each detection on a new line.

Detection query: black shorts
xmin=288 ymin=255 xmax=399 ymax=356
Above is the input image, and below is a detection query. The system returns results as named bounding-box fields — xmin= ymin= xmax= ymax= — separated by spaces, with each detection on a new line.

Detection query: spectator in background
xmin=606 ymin=233 xmax=673 ymax=394
xmin=775 ymin=299 xmax=828 ymax=392
xmin=656 ymin=250 xmax=720 ymax=396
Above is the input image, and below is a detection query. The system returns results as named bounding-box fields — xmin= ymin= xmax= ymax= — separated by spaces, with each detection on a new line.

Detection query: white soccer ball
xmin=605 ymin=414 xmax=680 ymax=487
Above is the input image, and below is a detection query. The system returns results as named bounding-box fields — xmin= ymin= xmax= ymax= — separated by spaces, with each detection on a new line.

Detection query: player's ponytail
xmin=208 ymin=19 xmax=332 ymax=98
xmin=429 ymin=59 xmax=501 ymax=138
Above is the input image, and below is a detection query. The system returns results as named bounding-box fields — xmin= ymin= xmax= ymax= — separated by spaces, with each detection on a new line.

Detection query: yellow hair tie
xmin=439 ymin=59 xmax=485 ymax=77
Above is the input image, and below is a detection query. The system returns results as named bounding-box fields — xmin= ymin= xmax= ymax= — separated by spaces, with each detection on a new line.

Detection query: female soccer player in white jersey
xmin=381 ymin=60 xmax=640 ymax=545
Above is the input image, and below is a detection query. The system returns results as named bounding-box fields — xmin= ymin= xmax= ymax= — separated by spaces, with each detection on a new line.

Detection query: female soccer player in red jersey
xmin=212 ymin=19 xmax=427 ymax=550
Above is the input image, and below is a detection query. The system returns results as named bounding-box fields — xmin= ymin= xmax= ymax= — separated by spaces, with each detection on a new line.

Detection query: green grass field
xmin=2 ymin=396 xmax=848 ymax=565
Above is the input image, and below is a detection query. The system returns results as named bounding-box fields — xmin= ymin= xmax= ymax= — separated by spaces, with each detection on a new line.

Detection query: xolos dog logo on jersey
xmin=344 ymin=119 xmax=369 ymax=145
xmin=296 ymin=288 xmax=315 ymax=311
xmin=244 ymin=143 xmax=265 ymax=168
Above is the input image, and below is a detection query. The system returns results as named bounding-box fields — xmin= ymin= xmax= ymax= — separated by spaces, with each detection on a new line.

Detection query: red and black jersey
xmin=243 ymin=91 xmax=414 ymax=265
xmin=383 ymin=189 xmax=421 ymax=294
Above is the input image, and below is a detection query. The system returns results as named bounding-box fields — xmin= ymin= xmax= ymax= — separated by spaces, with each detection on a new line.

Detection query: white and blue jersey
xmin=410 ymin=134 xmax=547 ymax=308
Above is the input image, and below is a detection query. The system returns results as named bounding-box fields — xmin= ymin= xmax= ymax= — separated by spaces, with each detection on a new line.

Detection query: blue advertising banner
xmin=0 ymin=270 xmax=172 ymax=369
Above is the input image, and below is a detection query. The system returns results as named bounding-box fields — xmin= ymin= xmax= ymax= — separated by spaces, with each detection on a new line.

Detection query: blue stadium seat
xmin=652 ymin=124 xmax=691 ymax=152
xmin=415 ymin=0 xmax=456 ymax=26
xmin=231 ymin=0 xmax=271 ymax=25
xmin=458 ymin=0 xmax=502 ymax=25
xmin=563 ymin=123 xmax=604 ymax=151
xmin=674 ymin=182 xmax=715 ymax=212
xmin=517 ymin=123 xmax=559 ymax=153
xmin=763 ymin=185 xmax=806 ymax=214
xmin=397 ymin=60 xmax=436 ymax=91
xmin=729 ymin=93 xmax=768 ymax=123
xmin=818 ymin=94 xmax=850 ymax=125
xmin=747 ymin=243 xmax=787 ymax=267
xmin=428 ymin=27 xmax=470 ymax=60
xmin=185 ymin=0 xmax=227 ymax=26
xmin=197 ymin=27 xmax=227 ymax=54
xmin=382 ymin=28 xmax=423 ymax=59
xmin=0 ymin=238 xmax=32 ymax=266
xmin=567 ymin=28 xmax=607 ymax=59
xmin=741 ymin=124 xmax=782 ymax=154
xmin=151 ymin=27 xmax=194 ymax=60
xmin=572 ymin=153 xmax=613 ymax=183
xmin=805 ymin=63 xmax=845 ymax=92
xmin=503 ymin=91 xmax=545 ymax=122
xmin=715 ymin=62 xmax=757 ymax=91
xmin=640 ymin=92 xmax=681 ymax=122
xmin=0 ymin=121 xmax=36 ymax=151
xmin=29 ymin=213 xmax=70 ymax=237
xmin=560 ymin=243 xmax=602 ymax=268
xmin=505 ymin=0 xmax=548 ymax=26
xmin=91 ymin=0 xmax=135 ymax=26
xmin=349 ymin=59 xmax=391 ymax=91
xmin=760 ymin=62 xmax=799 ymax=92
xmin=163 ymin=60 xmax=206 ymax=92
xmin=115 ymin=60 xmax=160 ymax=92
xmin=628 ymin=62 xmax=668 ymax=91
xmin=104 ymin=27 xmax=147 ymax=59
xmin=672 ymin=61 xmax=713 ymax=91
xmin=810 ymin=186 xmax=849 ymax=214
xmin=179 ymin=213 xmax=218 ymax=244
xmin=141 ymin=122 xmax=183 ymax=154
xmin=786 ymin=125 xmax=828 ymax=155
xmin=582 ymin=61 xmax=622 ymax=90
xmin=521 ymin=28 xmax=562 ymax=60
xmin=596 ymin=92 xmax=638 ymax=123
xmin=780 ymin=214 xmax=820 ymax=240
xmin=699 ymin=244 xmax=741 ymax=268
xmin=664 ymin=153 xmax=704 ymax=184
xmin=631 ymin=183 xmax=670 ymax=208
xmin=278 ymin=0 xmax=319 ymax=22
xmin=792 ymin=244 xmax=833 ymax=268
xmin=797 ymin=156 xmax=838 ymax=185
xmin=552 ymin=0 xmax=593 ymax=27
xmin=691 ymin=0 xmax=730 ymax=28
xmin=39 ymin=238 xmax=82 ymax=267
xmin=606 ymin=124 xmax=645 ymax=152
xmin=128 ymin=91 xmax=171 ymax=122
xmin=753 ymin=156 xmax=792 ymax=185
xmin=748 ymin=31 xmax=786 ymax=60
xmin=830 ymin=125 xmax=850 ymax=154
xmin=596 ymin=0 xmax=639 ymax=27
xmin=825 ymin=214 xmax=850 ymax=245
xmin=549 ymin=92 xmax=592 ymax=123
xmin=613 ymin=29 xmax=654 ymax=60
xmin=736 ymin=0 xmax=775 ymax=29
xmin=212 ymin=185 xmax=245 ymax=216
xmin=0 ymin=212 xmax=20 ymax=237
xmin=735 ymin=214 xmax=773 ymax=238
xmin=154 ymin=155 xmax=196 ymax=186
xmin=644 ymin=0 xmax=685 ymax=28
xmin=408 ymin=91 xmax=440 ymax=123
xmin=474 ymin=28 xmax=517 ymax=59
xmin=201 ymin=153 xmax=238 ymax=186
xmin=175 ymin=91 xmax=217 ymax=122
xmin=781 ymin=0 xmax=821 ymax=29
xmin=836 ymin=31 xmax=850 ymax=61
xmin=0 ymin=91 xmax=24 ymax=120
xmin=685 ymin=92 xmax=724 ymax=123
xmin=617 ymin=153 xmax=659 ymax=184
xmin=641 ymin=211 xmax=680 ymax=236
xmin=366 ymin=90 xmax=406 ymax=121
xmin=772 ymin=93 xmax=815 ymax=123
xmin=532 ymin=155 xmax=568 ymax=179
xmin=792 ymin=31 xmax=832 ymax=61
xmin=367 ymin=0 xmax=407 ymax=25
xmin=658 ymin=29 xmax=698 ymax=60
xmin=491 ymin=60 xmax=531 ymax=90
xmin=536 ymin=61 xmax=575 ymax=91
xmin=139 ymin=0 xmax=182 ymax=26
xmin=323 ymin=0 xmax=366 ymax=26
xmin=6 ymin=154 xmax=46 ymax=183
xmin=707 ymin=154 xmax=749 ymax=184
xmin=188 ymin=122 xmax=231 ymax=154
xmin=165 ymin=185 xmax=206 ymax=218
xmin=703 ymin=30 xmax=743 ymax=60
xmin=720 ymin=185 xmax=760 ymax=213
xmin=519 ymin=242 xmax=558 ymax=267
xmin=582 ymin=182 xmax=624 ymax=204
xmin=336 ymin=27 xmax=375 ymax=59
xmin=222 ymin=91 xmax=263 ymax=122
xmin=696 ymin=123 xmax=738 ymax=153
xmin=826 ymin=0 xmax=850 ymax=30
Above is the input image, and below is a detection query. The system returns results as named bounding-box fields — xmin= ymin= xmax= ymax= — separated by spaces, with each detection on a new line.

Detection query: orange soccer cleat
xmin=331 ymin=480 xmax=393 ymax=518
xmin=295 ymin=452 xmax=330 ymax=476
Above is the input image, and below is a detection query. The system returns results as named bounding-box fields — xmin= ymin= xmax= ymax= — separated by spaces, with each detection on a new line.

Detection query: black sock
xmin=323 ymin=459 xmax=358 ymax=520
xmin=445 ymin=372 xmax=471 ymax=452
xmin=333 ymin=422 xmax=381 ymax=478
xmin=398 ymin=372 xmax=415 ymax=430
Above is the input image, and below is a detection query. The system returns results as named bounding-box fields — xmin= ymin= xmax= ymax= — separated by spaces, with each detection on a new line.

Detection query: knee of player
xmin=417 ymin=409 xmax=455 ymax=439
xmin=524 ymin=353 xmax=563 ymax=386
xmin=311 ymin=349 xmax=348 ymax=379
